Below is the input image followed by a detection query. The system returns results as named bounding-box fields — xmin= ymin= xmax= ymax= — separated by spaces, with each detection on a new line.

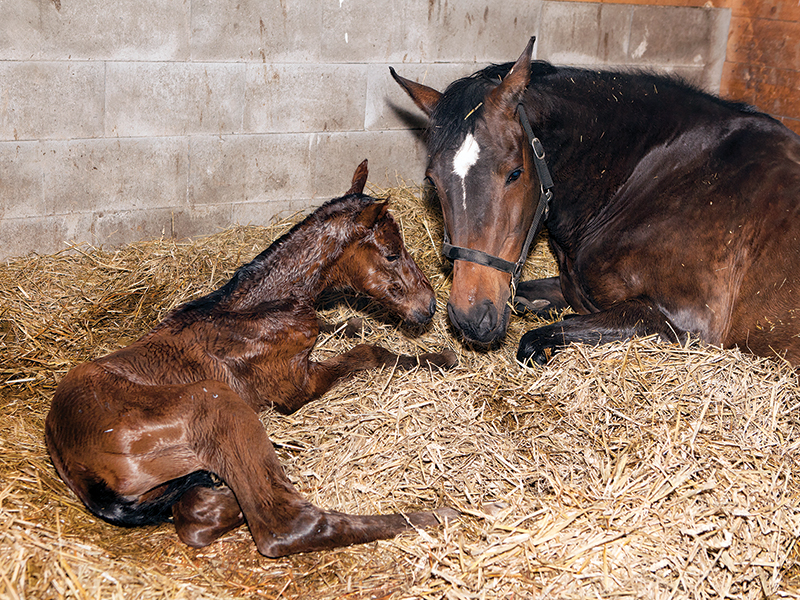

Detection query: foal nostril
xmin=428 ymin=296 xmax=437 ymax=317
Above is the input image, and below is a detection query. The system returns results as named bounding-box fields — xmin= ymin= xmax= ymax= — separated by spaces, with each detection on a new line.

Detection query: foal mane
xmin=179 ymin=193 xmax=379 ymax=316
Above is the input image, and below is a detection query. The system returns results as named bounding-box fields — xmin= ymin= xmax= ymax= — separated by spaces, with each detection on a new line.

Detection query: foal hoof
xmin=343 ymin=317 xmax=364 ymax=338
xmin=433 ymin=506 xmax=461 ymax=522
xmin=419 ymin=349 xmax=458 ymax=370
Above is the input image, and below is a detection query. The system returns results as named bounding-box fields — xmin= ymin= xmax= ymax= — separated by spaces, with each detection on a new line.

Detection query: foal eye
xmin=385 ymin=254 xmax=400 ymax=262
xmin=506 ymin=168 xmax=523 ymax=184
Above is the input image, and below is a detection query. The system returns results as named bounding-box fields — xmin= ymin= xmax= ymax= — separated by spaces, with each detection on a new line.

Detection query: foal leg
xmin=186 ymin=380 xmax=456 ymax=557
xmin=274 ymin=344 xmax=457 ymax=414
xmin=517 ymin=297 xmax=687 ymax=366
xmin=172 ymin=485 xmax=245 ymax=548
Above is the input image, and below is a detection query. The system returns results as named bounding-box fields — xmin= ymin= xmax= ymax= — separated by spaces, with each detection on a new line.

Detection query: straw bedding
xmin=1 ymin=183 xmax=798 ymax=599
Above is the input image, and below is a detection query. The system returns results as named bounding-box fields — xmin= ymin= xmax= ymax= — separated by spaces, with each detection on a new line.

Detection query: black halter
xmin=441 ymin=104 xmax=554 ymax=296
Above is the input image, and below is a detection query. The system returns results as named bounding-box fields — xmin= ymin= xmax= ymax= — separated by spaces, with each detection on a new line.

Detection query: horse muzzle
xmin=406 ymin=295 xmax=437 ymax=326
xmin=446 ymin=298 xmax=509 ymax=346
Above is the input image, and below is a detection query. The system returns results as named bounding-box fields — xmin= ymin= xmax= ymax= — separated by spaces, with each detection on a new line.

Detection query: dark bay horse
xmin=45 ymin=161 xmax=458 ymax=557
xmin=392 ymin=37 xmax=800 ymax=366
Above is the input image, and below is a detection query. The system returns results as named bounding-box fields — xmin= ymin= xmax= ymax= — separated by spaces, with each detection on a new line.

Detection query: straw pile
xmin=1 ymin=182 xmax=798 ymax=599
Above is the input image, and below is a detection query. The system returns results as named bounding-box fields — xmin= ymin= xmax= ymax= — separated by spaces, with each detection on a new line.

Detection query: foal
xmin=45 ymin=161 xmax=458 ymax=557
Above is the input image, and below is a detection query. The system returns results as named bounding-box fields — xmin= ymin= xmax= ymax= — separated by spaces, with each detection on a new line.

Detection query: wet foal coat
xmin=393 ymin=38 xmax=800 ymax=366
xmin=45 ymin=162 xmax=457 ymax=557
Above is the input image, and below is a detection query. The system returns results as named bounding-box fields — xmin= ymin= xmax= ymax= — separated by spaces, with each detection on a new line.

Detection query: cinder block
xmin=244 ymin=64 xmax=368 ymax=134
xmin=0 ymin=0 xmax=189 ymax=61
xmin=191 ymin=0 xmax=321 ymax=62
xmin=0 ymin=212 xmax=94 ymax=257
xmin=232 ymin=199 xmax=319 ymax=229
xmin=0 ymin=141 xmax=44 ymax=220
xmin=629 ymin=5 xmax=730 ymax=91
xmin=308 ymin=130 xmax=429 ymax=195
xmin=538 ymin=2 xmax=632 ymax=66
xmin=190 ymin=133 xmax=313 ymax=206
xmin=0 ymin=62 xmax=104 ymax=141
xmin=105 ymin=63 xmax=246 ymax=137
xmin=320 ymin=0 xmax=409 ymax=63
xmin=92 ymin=204 xmax=233 ymax=248
xmin=406 ymin=0 xmax=543 ymax=63
xmin=43 ymin=138 xmax=189 ymax=215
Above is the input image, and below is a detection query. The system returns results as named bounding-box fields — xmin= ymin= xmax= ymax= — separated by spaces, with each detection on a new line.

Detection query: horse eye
xmin=506 ymin=168 xmax=523 ymax=184
xmin=385 ymin=254 xmax=400 ymax=262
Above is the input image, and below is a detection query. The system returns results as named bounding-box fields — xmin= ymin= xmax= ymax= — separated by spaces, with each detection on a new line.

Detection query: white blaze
xmin=453 ymin=133 xmax=480 ymax=210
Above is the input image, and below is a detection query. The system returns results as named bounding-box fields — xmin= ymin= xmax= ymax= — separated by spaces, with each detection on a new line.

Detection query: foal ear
xmin=390 ymin=67 xmax=442 ymax=117
xmin=486 ymin=36 xmax=535 ymax=114
xmin=346 ymin=159 xmax=369 ymax=196
xmin=355 ymin=199 xmax=390 ymax=228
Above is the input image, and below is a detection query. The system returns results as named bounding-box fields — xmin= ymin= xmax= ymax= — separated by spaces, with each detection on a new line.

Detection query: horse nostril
xmin=474 ymin=299 xmax=494 ymax=328
xmin=447 ymin=299 xmax=502 ymax=345
xmin=428 ymin=297 xmax=437 ymax=317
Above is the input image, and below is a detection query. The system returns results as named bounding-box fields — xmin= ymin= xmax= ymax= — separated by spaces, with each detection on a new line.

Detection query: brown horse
xmin=45 ymin=161 xmax=458 ymax=557
xmin=392 ymin=38 xmax=800 ymax=366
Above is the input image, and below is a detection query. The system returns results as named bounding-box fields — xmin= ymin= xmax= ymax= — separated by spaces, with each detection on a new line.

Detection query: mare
xmin=45 ymin=161 xmax=458 ymax=558
xmin=391 ymin=38 xmax=800 ymax=366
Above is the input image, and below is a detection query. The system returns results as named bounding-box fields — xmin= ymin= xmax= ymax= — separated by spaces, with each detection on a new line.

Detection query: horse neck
xmin=217 ymin=215 xmax=358 ymax=312
xmin=526 ymin=71 xmax=708 ymax=237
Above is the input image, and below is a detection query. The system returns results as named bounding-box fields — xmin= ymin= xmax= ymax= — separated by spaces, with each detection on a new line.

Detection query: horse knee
xmin=173 ymin=485 xmax=244 ymax=548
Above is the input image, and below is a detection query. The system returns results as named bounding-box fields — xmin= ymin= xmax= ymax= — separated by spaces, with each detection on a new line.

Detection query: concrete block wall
xmin=0 ymin=0 xmax=730 ymax=260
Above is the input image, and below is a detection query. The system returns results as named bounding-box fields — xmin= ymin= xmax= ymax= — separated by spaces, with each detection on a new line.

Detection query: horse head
xmin=391 ymin=38 xmax=540 ymax=345
xmin=334 ymin=162 xmax=438 ymax=326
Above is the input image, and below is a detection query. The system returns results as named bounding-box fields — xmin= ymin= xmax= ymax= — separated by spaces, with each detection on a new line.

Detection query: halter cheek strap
xmin=441 ymin=104 xmax=554 ymax=292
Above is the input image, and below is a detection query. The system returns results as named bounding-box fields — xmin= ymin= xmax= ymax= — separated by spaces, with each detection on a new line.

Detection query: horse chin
xmin=446 ymin=299 xmax=510 ymax=347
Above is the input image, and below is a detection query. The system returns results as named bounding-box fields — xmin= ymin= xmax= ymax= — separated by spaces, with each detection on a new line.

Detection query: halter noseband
xmin=441 ymin=104 xmax=554 ymax=294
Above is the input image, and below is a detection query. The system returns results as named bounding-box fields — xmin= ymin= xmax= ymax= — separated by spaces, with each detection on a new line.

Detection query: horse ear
xmin=390 ymin=67 xmax=442 ymax=117
xmin=346 ymin=159 xmax=369 ymax=195
xmin=355 ymin=199 xmax=390 ymax=228
xmin=486 ymin=36 xmax=535 ymax=114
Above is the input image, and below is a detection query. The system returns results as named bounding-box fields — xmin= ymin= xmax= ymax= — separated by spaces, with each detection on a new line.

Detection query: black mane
xmin=428 ymin=60 xmax=759 ymax=159
xmin=428 ymin=61 xmax=556 ymax=157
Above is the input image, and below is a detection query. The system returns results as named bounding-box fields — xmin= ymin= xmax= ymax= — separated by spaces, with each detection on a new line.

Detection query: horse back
xmin=560 ymin=108 xmax=800 ymax=353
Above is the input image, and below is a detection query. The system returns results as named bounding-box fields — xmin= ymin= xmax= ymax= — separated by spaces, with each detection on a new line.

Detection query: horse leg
xmin=172 ymin=484 xmax=245 ymax=548
xmin=318 ymin=317 xmax=364 ymax=338
xmin=273 ymin=344 xmax=457 ymax=414
xmin=513 ymin=277 xmax=569 ymax=317
xmin=517 ymin=297 xmax=687 ymax=365
xmin=186 ymin=380 xmax=456 ymax=557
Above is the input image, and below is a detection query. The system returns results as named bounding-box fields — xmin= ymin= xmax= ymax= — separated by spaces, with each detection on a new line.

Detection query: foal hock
xmin=45 ymin=160 xmax=458 ymax=557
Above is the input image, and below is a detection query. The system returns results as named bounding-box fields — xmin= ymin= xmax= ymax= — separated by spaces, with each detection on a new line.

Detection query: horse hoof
xmin=343 ymin=317 xmax=364 ymax=337
xmin=433 ymin=507 xmax=461 ymax=522
xmin=517 ymin=329 xmax=557 ymax=366
xmin=512 ymin=296 xmax=554 ymax=316
xmin=421 ymin=349 xmax=457 ymax=369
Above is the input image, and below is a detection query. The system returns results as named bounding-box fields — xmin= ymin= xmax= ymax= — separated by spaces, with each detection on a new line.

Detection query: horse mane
xmin=428 ymin=60 xmax=761 ymax=159
xmin=178 ymin=193 xmax=377 ymax=316
xmin=428 ymin=61 xmax=556 ymax=158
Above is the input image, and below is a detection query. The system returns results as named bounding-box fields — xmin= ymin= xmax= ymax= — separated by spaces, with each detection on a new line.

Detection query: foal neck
xmin=217 ymin=197 xmax=372 ymax=311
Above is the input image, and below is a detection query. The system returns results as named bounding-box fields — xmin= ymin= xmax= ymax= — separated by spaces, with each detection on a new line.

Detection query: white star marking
xmin=452 ymin=133 xmax=480 ymax=210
